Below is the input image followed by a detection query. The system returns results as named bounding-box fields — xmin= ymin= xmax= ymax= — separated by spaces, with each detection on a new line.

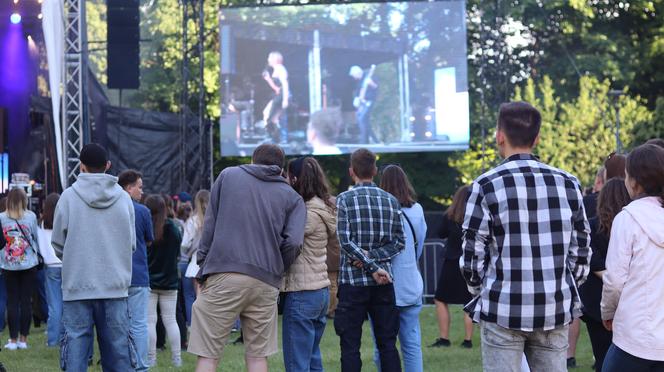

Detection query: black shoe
xmin=429 ymin=338 xmax=451 ymax=347
xmin=567 ymin=357 xmax=577 ymax=368
xmin=461 ymin=340 xmax=473 ymax=349
xmin=232 ymin=335 xmax=244 ymax=345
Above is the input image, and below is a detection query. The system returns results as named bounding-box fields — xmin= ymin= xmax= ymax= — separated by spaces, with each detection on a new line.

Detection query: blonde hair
xmin=7 ymin=188 xmax=28 ymax=220
xmin=268 ymin=51 xmax=283 ymax=64
xmin=194 ymin=190 xmax=210 ymax=232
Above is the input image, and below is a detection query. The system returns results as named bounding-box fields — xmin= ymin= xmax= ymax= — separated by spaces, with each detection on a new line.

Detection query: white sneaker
xmin=4 ymin=341 xmax=17 ymax=350
xmin=172 ymin=357 xmax=182 ymax=368
xmin=17 ymin=341 xmax=28 ymax=349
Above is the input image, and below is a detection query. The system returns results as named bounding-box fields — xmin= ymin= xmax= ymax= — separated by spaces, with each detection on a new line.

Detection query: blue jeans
xmin=128 ymin=286 xmax=149 ymax=371
xmin=61 ymin=298 xmax=136 ymax=372
xmin=0 ymin=271 xmax=6 ymax=331
xmin=282 ymin=288 xmax=329 ymax=372
xmin=602 ymin=344 xmax=664 ymax=372
xmin=45 ymin=267 xmax=64 ymax=347
xmin=36 ymin=268 xmax=49 ymax=322
xmin=179 ymin=262 xmax=195 ymax=326
xmin=372 ymin=304 xmax=423 ymax=372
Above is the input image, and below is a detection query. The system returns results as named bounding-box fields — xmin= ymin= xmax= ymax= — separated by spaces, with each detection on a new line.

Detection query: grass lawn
xmin=0 ymin=306 xmax=596 ymax=371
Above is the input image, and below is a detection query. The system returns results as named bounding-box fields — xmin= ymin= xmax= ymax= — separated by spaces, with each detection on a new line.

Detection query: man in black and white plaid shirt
xmin=335 ymin=148 xmax=405 ymax=372
xmin=462 ymin=102 xmax=591 ymax=372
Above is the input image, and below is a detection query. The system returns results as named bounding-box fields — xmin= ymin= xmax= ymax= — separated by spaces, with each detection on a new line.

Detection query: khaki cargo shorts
xmin=188 ymin=273 xmax=279 ymax=359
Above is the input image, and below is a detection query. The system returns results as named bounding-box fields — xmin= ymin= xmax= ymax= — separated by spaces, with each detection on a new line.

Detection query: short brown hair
xmin=626 ymin=144 xmax=664 ymax=207
xmin=350 ymin=148 xmax=376 ymax=180
xmin=118 ymin=169 xmax=142 ymax=189
xmin=646 ymin=138 xmax=664 ymax=149
xmin=252 ymin=144 xmax=285 ymax=168
xmin=447 ymin=185 xmax=470 ymax=224
xmin=380 ymin=165 xmax=416 ymax=208
xmin=497 ymin=102 xmax=541 ymax=148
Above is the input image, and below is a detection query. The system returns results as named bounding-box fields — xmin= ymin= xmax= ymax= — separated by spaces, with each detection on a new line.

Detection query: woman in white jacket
xmin=181 ymin=190 xmax=209 ymax=315
xmin=601 ymin=143 xmax=664 ymax=371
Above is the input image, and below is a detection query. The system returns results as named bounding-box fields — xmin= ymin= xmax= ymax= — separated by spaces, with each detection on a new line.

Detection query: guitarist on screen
xmin=350 ymin=65 xmax=379 ymax=144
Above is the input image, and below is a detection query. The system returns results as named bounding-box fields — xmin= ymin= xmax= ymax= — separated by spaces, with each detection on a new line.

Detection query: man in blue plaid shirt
xmin=334 ymin=148 xmax=405 ymax=372
xmin=462 ymin=102 xmax=591 ymax=372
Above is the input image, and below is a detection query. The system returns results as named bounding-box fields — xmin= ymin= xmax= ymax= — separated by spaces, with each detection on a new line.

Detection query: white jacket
xmin=601 ymin=197 xmax=664 ymax=361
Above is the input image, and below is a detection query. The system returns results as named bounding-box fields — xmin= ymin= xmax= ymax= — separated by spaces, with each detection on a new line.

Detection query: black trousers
xmin=3 ymin=268 xmax=36 ymax=339
xmin=585 ymin=317 xmax=613 ymax=372
xmin=334 ymin=283 xmax=401 ymax=372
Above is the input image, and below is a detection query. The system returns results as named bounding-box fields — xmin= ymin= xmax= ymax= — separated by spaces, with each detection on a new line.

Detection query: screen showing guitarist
xmin=349 ymin=65 xmax=379 ymax=144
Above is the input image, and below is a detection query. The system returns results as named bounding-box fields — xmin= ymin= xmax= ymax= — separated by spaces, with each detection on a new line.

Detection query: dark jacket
xmin=579 ymin=217 xmax=608 ymax=322
xmin=583 ymin=192 xmax=599 ymax=220
xmin=197 ymin=164 xmax=307 ymax=288
xmin=148 ymin=219 xmax=182 ymax=290
xmin=439 ymin=213 xmax=463 ymax=260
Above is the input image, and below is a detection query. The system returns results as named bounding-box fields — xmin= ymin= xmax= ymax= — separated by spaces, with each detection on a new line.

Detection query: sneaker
xmin=429 ymin=338 xmax=451 ymax=348
xmin=17 ymin=341 xmax=28 ymax=349
xmin=567 ymin=357 xmax=577 ymax=369
xmin=172 ymin=357 xmax=183 ymax=368
xmin=232 ymin=335 xmax=244 ymax=345
xmin=146 ymin=358 xmax=157 ymax=368
xmin=4 ymin=341 xmax=17 ymax=351
xmin=461 ymin=340 xmax=473 ymax=349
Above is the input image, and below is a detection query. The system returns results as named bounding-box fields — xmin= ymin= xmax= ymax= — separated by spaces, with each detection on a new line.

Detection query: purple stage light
xmin=10 ymin=13 xmax=22 ymax=25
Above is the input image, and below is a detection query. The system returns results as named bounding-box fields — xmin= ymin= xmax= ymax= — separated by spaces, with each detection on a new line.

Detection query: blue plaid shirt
xmin=336 ymin=182 xmax=405 ymax=286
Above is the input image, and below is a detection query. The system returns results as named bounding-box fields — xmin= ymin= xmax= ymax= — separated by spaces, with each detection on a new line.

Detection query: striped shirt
xmin=462 ymin=153 xmax=591 ymax=331
xmin=336 ymin=182 xmax=405 ymax=286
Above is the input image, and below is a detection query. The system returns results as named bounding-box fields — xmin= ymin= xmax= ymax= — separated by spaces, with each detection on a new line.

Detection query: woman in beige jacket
xmin=282 ymin=157 xmax=336 ymax=372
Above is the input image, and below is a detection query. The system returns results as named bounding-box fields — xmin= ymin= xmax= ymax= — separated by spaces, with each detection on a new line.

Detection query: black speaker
xmin=220 ymin=25 xmax=235 ymax=75
xmin=107 ymin=0 xmax=140 ymax=89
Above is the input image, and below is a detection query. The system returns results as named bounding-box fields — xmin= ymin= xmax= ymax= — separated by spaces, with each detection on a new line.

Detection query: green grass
xmin=0 ymin=306 xmax=596 ymax=371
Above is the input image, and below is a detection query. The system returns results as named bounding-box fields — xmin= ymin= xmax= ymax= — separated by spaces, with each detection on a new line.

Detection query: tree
xmin=452 ymin=75 xmax=653 ymax=187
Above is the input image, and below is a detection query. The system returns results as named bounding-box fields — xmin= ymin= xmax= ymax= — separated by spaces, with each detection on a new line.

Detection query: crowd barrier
xmin=418 ymin=239 xmax=447 ymax=303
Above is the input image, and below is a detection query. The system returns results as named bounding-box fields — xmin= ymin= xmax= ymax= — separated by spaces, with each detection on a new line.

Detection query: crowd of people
xmin=0 ymin=102 xmax=662 ymax=372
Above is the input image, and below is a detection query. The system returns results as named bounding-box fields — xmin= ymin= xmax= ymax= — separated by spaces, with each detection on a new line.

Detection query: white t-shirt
xmin=37 ymin=224 xmax=62 ymax=267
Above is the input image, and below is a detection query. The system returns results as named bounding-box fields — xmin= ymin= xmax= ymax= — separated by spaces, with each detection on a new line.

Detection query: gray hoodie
xmin=197 ymin=164 xmax=306 ymax=288
xmin=52 ymin=173 xmax=136 ymax=301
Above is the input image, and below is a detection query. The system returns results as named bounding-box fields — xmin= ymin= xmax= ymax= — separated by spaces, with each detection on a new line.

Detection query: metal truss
xmin=63 ymin=0 xmax=89 ymax=186
xmin=179 ymin=0 xmax=211 ymax=193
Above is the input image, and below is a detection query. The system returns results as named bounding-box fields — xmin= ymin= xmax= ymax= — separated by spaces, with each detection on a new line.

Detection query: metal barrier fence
xmin=418 ymin=239 xmax=447 ymax=303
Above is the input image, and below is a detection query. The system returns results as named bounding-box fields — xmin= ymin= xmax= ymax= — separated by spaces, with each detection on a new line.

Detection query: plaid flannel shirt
xmin=336 ymin=182 xmax=405 ymax=286
xmin=462 ymin=153 xmax=591 ymax=331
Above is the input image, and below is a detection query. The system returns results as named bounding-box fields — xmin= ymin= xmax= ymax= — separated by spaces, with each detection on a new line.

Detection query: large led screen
xmin=219 ymin=0 xmax=469 ymax=156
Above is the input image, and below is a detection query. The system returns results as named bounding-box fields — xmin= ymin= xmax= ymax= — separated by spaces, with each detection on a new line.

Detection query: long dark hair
xmin=41 ymin=193 xmax=60 ymax=229
xmin=626 ymin=144 xmax=664 ymax=208
xmin=597 ymin=178 xmax=631 ymax=236
xmin=145 ymin=194 xmax=167 ymax=242
xmin=380 ymin=165 xmax=416 ymax=208
xmin=447 ymin=186 xmax=470 ymax=225
xmin=288 ymin=157 xmax=335 ymax=210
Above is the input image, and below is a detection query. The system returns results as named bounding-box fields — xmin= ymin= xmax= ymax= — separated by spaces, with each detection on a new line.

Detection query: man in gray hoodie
xmin=189 ymin=144 xmax=306 ymax=372
xmin=52 ymin=143 xmax=136 ymax=372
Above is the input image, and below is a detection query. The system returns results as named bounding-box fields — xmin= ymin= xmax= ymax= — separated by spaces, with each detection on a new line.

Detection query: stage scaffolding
xmin=179 ymin=0 xmax=212 ymax=193
xmin=63 ymin=0 xmax=89 ymax=186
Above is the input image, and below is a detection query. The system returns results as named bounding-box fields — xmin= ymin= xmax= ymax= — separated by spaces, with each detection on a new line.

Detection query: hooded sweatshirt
xmin=601 ymin=196 xmax=664 ymax=361
xmin=51 ymin=173 xmax=136 ymax=301
xmin=197 ymin=164 xmax=306 ymax=288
